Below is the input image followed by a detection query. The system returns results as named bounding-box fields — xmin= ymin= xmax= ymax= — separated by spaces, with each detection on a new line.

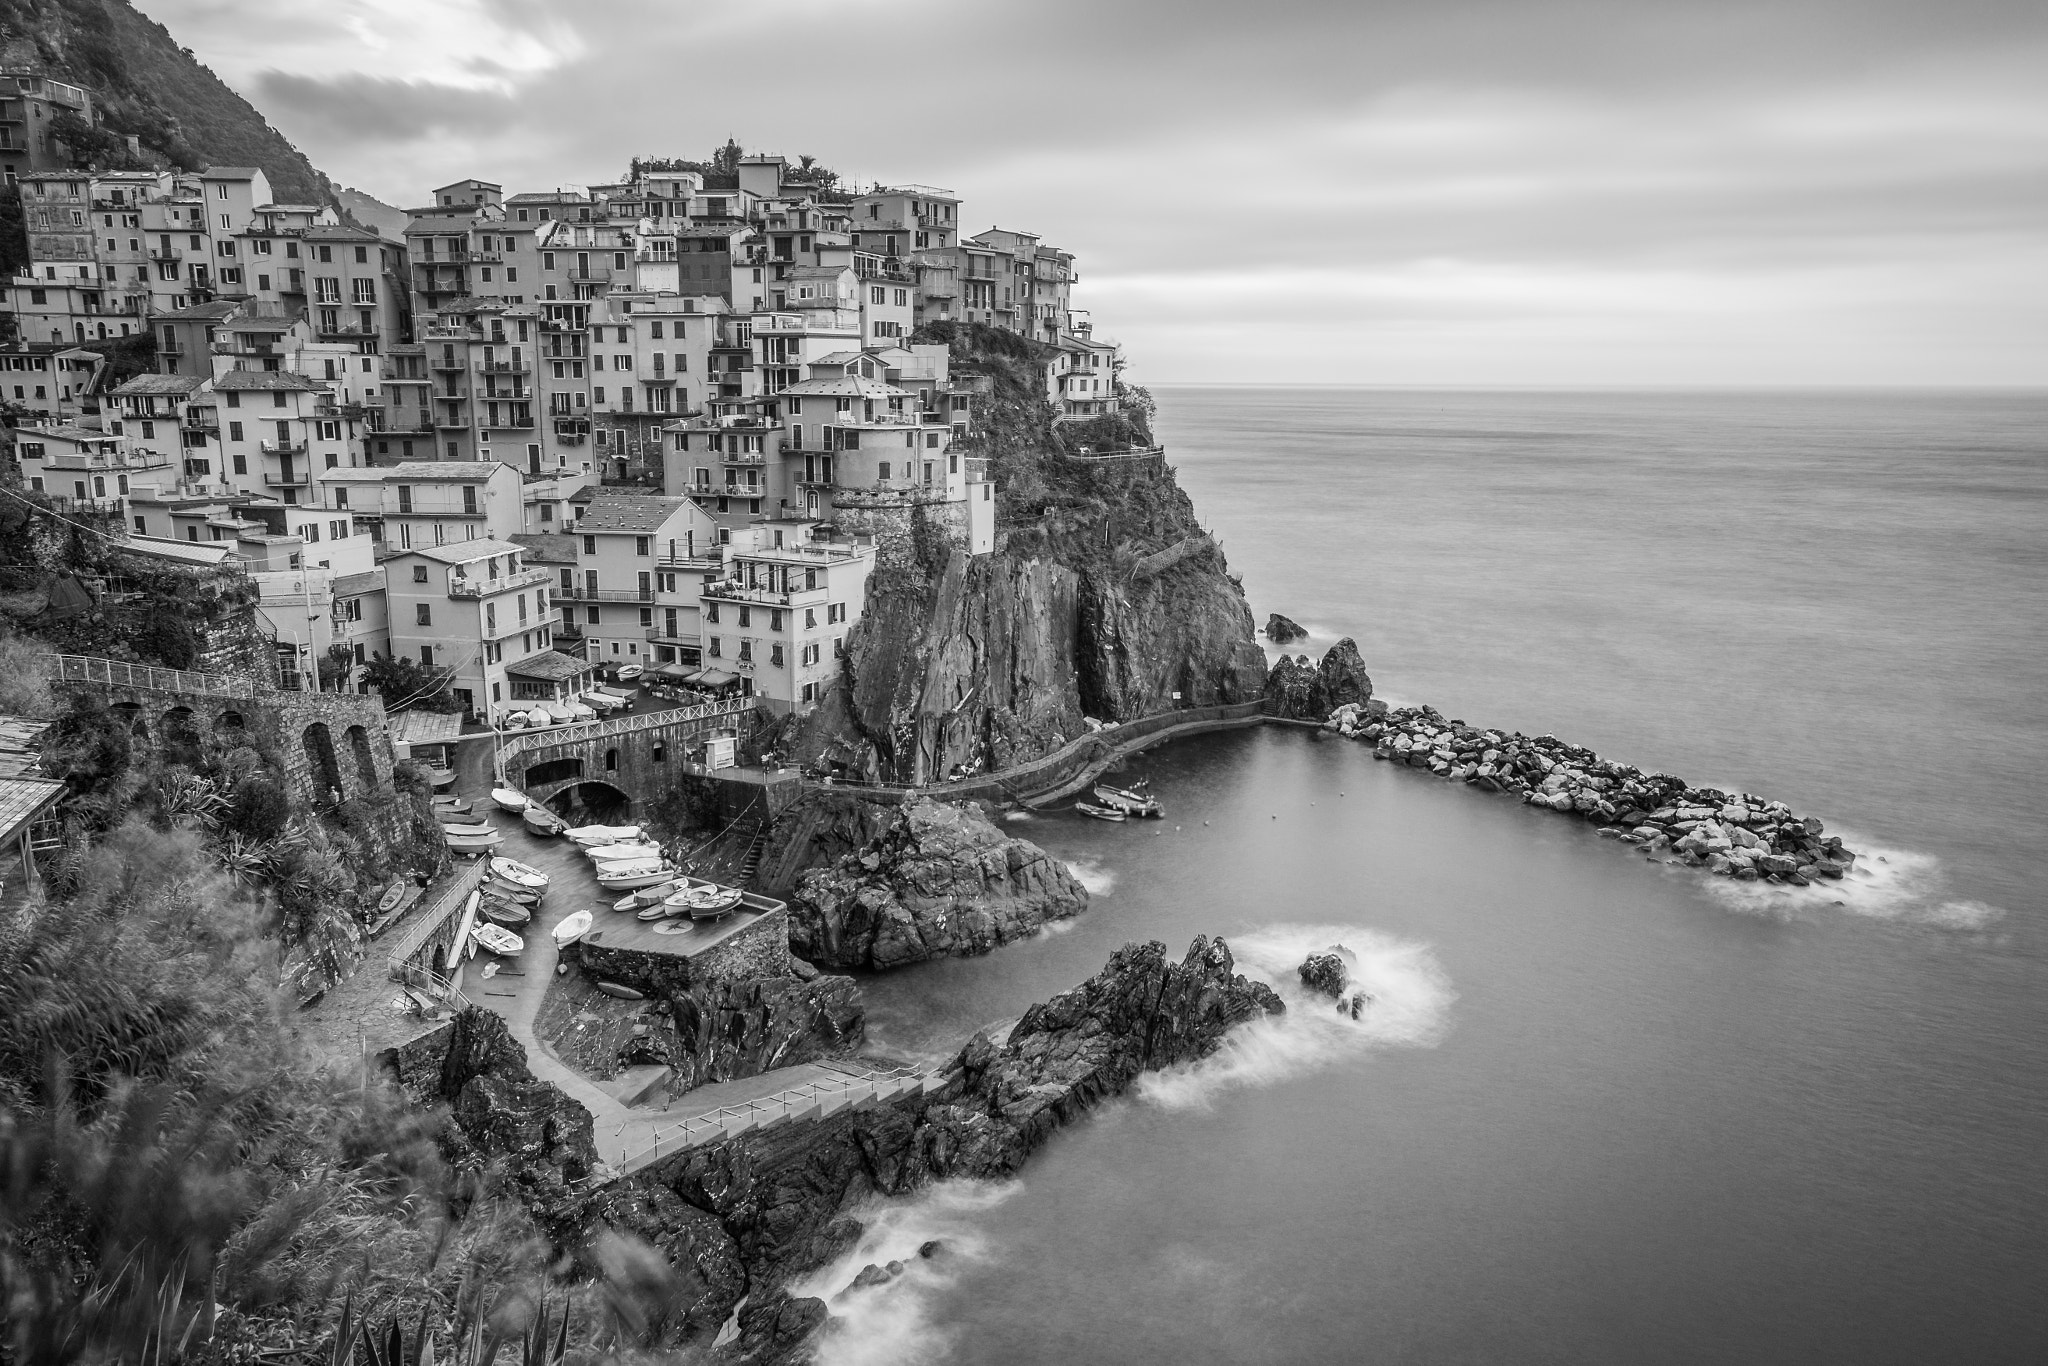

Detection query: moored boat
xmin=613 ymin=877 xmax=690 ymax=912
xmin=434 ymin=806 xmax=484 ymax=824
xmin=491 ymin=788 xmax=529 ymax=812
xmin=470 ymin=922 xmax=523 ymax=956
xmin=552 ymin=909 xmax=594 ymax=947
xmin=1092 ymin=783 xmax=1163 ymax=818
xmin=1075 ymin=801 xmax=1127 ymax=822
xmin=478 ymin=896 xmax=531 ymax=927
xmin=522 ymin=805 xmax=567 ymax=836
xmin=483 ymin=878 xmax=541 ymax=905
xmin=566 ymin=823 xmax=643 ymax=848
xmin=488 ymin=857 xmax=549 ymax=891
xmin=431 ymin=795 xmax=473 ymax=814
xmin=596 ymin=861 xmax=678 ymax=891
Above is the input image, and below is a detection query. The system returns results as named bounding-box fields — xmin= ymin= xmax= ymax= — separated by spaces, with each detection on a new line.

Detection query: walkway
xmin=445 ymin=794 xmax=942 ymax=1176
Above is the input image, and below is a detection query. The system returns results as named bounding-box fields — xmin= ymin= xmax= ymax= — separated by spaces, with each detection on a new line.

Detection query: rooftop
xmin=331 ymin=569 xmax=383 ymax=596
xmin=112 ymin=374 xmax=205 ymax=396
xmin=401 ymin=538 xmax=527 ymax=566
xmin=213 ymin=371 xmax=324 ymax=392
xmin=505 ymin=651 xmax=593 ymax=683
xmin=510 ymin=532 xmax=577 ymax=564
xmin=384 ymin=461 xmax=506 ymax=483
xmin=576 ymin=495 xmax=694 ymax=534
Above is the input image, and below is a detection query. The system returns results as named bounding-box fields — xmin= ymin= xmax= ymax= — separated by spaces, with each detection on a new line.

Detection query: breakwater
xmin=1329 ymin=701 xmax=1859 ymax=886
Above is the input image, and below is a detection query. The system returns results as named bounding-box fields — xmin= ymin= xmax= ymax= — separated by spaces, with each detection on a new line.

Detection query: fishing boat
xmin=612 ymin=877 xmax=690 ymax=913
xmin=375 ymin=880 xmax=408 ymax=914
xmin=470 ymin=922 xmax=524 ymax=956
xmin=552 ymin=909 xmax=594 ymax=948
xmin=431 ymin=795 xmax=473 ymax=814
xmin=491 ymin=788 xmax=529 ymax=813
xmin=663 ymin=883 xmax=745 ymax=921
xmin=483 ymin=878 xmax=541 ymax=906
xmin=522 ymin=805 xmax=567 ymax=836
xmin=585 ymin=841 xmax=664 ymax=865
xmin=488 ymin=857 xmax=549 ymax=891
xmin=1075 ymin=801 xmax=1128 ymax=822
xmin=426 ymin=765 xmax=457 ymax=790
xmin=635 ymin=900 xmax=674 ymax=921
xmin=566 ymin=823 xmax=643 ymax=848
xmin=477 ymin=896 xmax=531 ymax=927
xmin=1092 ymin=783 xmax=1163 ymax=818
xmin=435 ymin=806 xmax=488 ymax=825
xmin=596 ymin=861 xmax=678 ymax=892
xmin=445 ymin=828 xmax=503 ymax=853
xmin=438 ymin=818 xmax=495 ymax=837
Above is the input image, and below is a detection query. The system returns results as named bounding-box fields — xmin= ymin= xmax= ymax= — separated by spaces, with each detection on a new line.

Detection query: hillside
xmin=0 ymin=0 xmax=330 ymax=203
xmin=333 ymin=183 xmax=408 ymax=237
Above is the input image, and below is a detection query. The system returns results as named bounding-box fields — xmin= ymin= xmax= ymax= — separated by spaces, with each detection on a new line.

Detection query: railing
xmin=259 ymin=440 xmax=308 ymax=455
xmin=499 ymin=696 xmax=757 ymax=767
xmin=556 ymin=586 xmax=656 ymax=604
xmin=477 ymin=359 xmax=532 ymax=374
xmin=448 ymin=566 xmax=551 ymax=598
xmin=385 ymin=858 xmax=489 ymax=981
xmin=1061 ymin=444 xmax=1166 ymax=462
xmin=42 ymin=653 xmax=259 ymax=699
xmin=262 ymin=472 xmax=310 ymax=488
xmin=619 ymin=1064 xmax=941 ymax=1168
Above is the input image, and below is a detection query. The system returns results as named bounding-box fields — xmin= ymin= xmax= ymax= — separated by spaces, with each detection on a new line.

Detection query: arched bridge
xmin=499 ymin=698 xmax=758 ymax=814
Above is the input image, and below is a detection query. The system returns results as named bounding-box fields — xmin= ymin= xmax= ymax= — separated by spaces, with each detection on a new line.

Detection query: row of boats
xmin=1074 ymin=779 xmax=1164 ymax=823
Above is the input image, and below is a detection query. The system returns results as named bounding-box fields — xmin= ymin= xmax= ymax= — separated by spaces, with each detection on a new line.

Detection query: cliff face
xmin=795 ymin=326 xmax=1267 ymax=785
xmin=1264 ymin=637 xmax=1375 ymax=721
xmin=0 ymin=0 xmax=333 ymax=202
xmin=785 ymin=796 xmax=1087 ymax=969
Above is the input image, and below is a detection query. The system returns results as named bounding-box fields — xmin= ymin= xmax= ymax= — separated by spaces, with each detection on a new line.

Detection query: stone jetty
xmin=1324 ymin=699 xmax=1858 ymax=885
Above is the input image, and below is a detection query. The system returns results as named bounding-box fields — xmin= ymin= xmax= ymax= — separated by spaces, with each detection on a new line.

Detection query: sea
xmin=805 ymin=388 xmax=2048 ymax=1365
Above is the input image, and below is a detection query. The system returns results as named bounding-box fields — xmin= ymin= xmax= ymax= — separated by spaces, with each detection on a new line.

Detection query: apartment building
xmin=700 ymin=518 xmax=875 ymax=711
xmin=562 ymin=493 xmax=717 ymax=667
xmin=317 ymin=459 xmax=524 ymax=550
xmin=0 ymin=341 xmax=103 ymax=423
xmin=12 ymin=422 xmax=170 ymax=511
xmin=383 ymin=537 xmax=558 ymax=718
xmin=0 ymin=69 xmax=95 ymax=180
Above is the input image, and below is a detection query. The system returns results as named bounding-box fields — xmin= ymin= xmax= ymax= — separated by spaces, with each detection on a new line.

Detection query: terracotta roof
xmin=212 ymin=371 xmax=324 ymax=392
xmin=112 ymin=374 xmax=204 ymax=396
xmin=575 ymin=495 xmax=693 ymax=533
xmin=331 ymin=569 xmax=383 ymax=595
xmin=384 ymin=461 xmax=505 ymax=482
xmin=510 ymin=532 xmax=577 ymax=563
xmin=505 ymin=651 xmax=592 ymax=683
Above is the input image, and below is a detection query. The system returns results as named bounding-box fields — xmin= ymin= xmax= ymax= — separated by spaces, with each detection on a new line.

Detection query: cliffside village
xmin=0 ymin=82 xmax=1133 ymax=720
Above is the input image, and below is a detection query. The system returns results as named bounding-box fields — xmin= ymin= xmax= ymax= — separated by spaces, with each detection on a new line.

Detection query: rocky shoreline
xmin=1268 ymin=637 xmax=1860 ymax=886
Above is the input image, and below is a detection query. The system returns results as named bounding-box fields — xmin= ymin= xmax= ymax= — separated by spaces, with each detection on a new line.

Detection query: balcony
xmin=477 ymin=358 xmax=532 ymax=374
xmin=181 ymin=413 xmax=219 ymax=431
xmin=435 ymin=412 xmax=471 ymax=430
xmin=719 ymin=450 xmax=767 ymax=466
xmin=481 ymin=413 xmax=536 ymax=430
xmin=259 ymin=439 xmax=308 ymax=455
xmin=557 ymin=586 xmax=656 ymax=604
xmin=317 ymin=324 xmax=380 ymax=342
xmin=430 ymin=358 xmax=467 ymax=372
xmin=643 ymin=371 xmax=677 ymax=385
xmin=567 ymin=268 xmax=612 ymax=282
xmin=148 ymin=247 xmax=182 ymax=263
xmin=262 ymin=471 xmax=310 ymax=488
xmin=448 ymin=566 xmax=550 ymax=598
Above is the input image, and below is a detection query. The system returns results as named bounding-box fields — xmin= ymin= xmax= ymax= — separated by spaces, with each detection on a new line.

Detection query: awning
xmin=695 ymin=669 xmax=739 ymax=688
xmin=654 ymin=663 xmax=695 ymax=681
xmin=389 ymin=710 xmax=465 ymax=746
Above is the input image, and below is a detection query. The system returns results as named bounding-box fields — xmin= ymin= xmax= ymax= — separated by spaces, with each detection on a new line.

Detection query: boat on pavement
xmin=431 ymin=795 xmax=473 ymax=814
xmin=566 ymin=823 xmax=644 ymax=847
xmin=613 ymin=876 xmax=691 ymax=912
xmin=445 ymin=828 xmax=503 ymax=853
xmin=596 ymin=861 xmax=678 ymax=891
xmin=1075 ymin=801 xmax=1127 ymax=822
xmin=522 ymin=805 xmax=567 ymax=836
xmin=488 ymin=857 xmax=549 ymax=891
xmin=426 ymin=764 xmax=457 ymax=790
xmin=478 ymin=895 xmax=531 ymax=927
xmin=585 ymin=841 xmax=663 ymax=866
xmin=663 ymin=883 xmax=746 ymax=921
xmin=552 ymin=909 xmax=594 ymax=947
xmin=376 ymin=881 xmax=408 ymax=914
xmin=470 ymin=922 xmax=523 ymax=956
xmin=491 ymin=788 xmax=529 ymax=812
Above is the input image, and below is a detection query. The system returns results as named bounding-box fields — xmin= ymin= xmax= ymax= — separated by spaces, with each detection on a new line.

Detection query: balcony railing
xmin=262 ymin=471 xmax=310 ymax=488
xmin=477 ymin=359 xmax=531 ymax=373
xmin=258 ymin=440 xmax=308 ymax=455
xmin=567 ymin=268 xmax=612 ymax=282
xmin=448 ymin=566 xmax=551 ymax=598
xmin=556 ymin=586 xmax=657 ymax=604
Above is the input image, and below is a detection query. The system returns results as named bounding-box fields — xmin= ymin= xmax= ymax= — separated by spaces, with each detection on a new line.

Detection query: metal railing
xmin=42 ymin=653 xmax=258 ymax=699
xmin=618 ymin=1063 xmax=940 ymax=1168
xmin=448 ymin=566 xmax=551 ymax=598
xmin=499 ymin=696 xmax=756 ymax=766
xmin=384 ymin=858 xmax=488 ymax=978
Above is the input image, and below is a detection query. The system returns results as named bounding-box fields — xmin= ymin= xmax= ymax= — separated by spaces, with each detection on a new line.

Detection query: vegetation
xmin=362 ymin=652 xmax=460 ymax=713
xmin=627 ymin=141 xmax=842 ymax=194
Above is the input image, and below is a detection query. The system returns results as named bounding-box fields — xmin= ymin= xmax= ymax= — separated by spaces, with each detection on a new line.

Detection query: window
xmin=634 ymin=535 xmax=649 ymax=556
xmin=705 ymin=601 xmax=720 ymax=625
xmin=415 ymin=604 xmax=431 ymax=626
xmin=419 ymin=645 xmax=434 ymax=666
xmin=582 ymin=535 xmax=596 ymax=556
xmin=412 ymin=564 xmax=428 ymax=583
xmin=708 ymin=637 xmax=721 ymax=658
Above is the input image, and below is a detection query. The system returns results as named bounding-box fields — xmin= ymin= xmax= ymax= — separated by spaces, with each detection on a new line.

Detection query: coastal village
xmin=0 ymin=58 xmax=1871 ymax=1366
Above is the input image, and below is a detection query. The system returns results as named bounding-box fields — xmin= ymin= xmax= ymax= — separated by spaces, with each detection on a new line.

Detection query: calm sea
xmin=813 ymin=389 xmax=2048 ymax=1364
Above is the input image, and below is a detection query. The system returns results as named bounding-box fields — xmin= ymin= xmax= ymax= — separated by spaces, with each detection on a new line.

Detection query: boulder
xmin=1298 ymin=951 xmax=1349 ymax=998
xmin=1265 ymin=613 xmax=1308 ymax=643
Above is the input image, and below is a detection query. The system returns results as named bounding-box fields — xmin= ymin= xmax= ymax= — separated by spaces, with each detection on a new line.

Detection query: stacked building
xmin=1 ymin=102 xmax=1136 ymax=717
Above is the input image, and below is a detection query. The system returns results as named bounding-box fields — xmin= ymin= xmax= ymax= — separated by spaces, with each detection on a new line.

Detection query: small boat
xmin=491 ymin=788 xmax=529 ymax=812
xmin=585 ymin=841 xmax=663 ymax=865
xmin=484 ymin=878 xmax=541 ymax=906
xmin=566 ymin=823 xmax=643 ymax=848
xmin=552 ymin=909 xmax=594 ymax=947
xmin=445 ymin=829 xmax=504 ymax=852
xmin=636 ymin=901 xmax=674 ymax=921
xmin=664 ymin=883 xmax=745 ymax=920
xmin=488 ymin=857 xmax=549 ymax=891
xmin=478 ymin=896 xmax=531 ymax=927
xmin=375 ymin=881 xmax=407 ymax=914
xmin=431 ymin=796 xmax=473 ymax=814
xmin=522 ymin=805 xmax=567 ymax=836
xmin=1075 ymin=801 xmax=1127 ymax=822
xmin=597 ymin=862 xmax=678 ymax=892
xmin=438 ymin=818 xmax=495 ymax=836
xmin=614 ymin=664 xmax=645 ymax=682
xmin=582 ymin=690 xmax=625 ymax=714
xmin=613 ymin=877 xmax=690 ymax=912
xmin=1092 ymin=784 xmax=1163 ymax=818
xmin=427 ymin=765 xmax=457 ymax=790
xmin=435 ymin=806 xmax=487 ymax=825
xmin=594 ymin=980 xmax=644 ymax=1000
xmin=470 ymin=922 xmax=524 ymax=956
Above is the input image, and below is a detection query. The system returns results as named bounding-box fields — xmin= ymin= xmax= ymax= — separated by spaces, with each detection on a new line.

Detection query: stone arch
xmin=344 ymin=724 xmax=379 ymax=794
xmin=522 ymin=756 xmax=584 ymax=788
xmin=160 ymin=705 xmax=203 ymax=763
xmin=559 ymin=780 xmax=632 ymax=823
xmin=301 ymin=722 xmax=344 ymax=803
xmin=110 ymin=700 xmax=148 ymax=743
xmin=216 ymin=709 xmax=246 ymax=734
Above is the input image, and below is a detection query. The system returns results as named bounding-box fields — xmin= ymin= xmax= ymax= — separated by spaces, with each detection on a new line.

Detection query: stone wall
xmin=573 ymin=907 xmax=792 ymax=995
xmin=827 ymin=491 xmax=969 ymax=573
xmin=506 ymin=708 xmax=756 ymax=816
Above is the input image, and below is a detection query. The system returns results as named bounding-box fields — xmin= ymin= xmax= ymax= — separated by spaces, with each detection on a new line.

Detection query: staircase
xmin=735 ymin=821 xmax=771 ymax=887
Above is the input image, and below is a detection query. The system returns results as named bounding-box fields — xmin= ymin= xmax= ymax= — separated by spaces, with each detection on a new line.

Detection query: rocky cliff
xmin=784 ymin=796 xmax=1087 ymax=969
xmin=791 ymin=325 xmax=1267 ymax=784
xmin=1264 ymin=636 xmax=1375 ymax=721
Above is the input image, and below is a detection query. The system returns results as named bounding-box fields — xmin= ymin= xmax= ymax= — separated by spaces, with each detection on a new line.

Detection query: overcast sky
xmin=143 ymin=0 xmax=2047 ymax=386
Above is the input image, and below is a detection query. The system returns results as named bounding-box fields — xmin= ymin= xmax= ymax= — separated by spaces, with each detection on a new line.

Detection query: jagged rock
xmin=584 ymin=1183 xmax=747 ymax=1336
xmin=786 ymin=798 xmax=1087 ymax=969
xmin=1263 ymin=638 xmax=1374 ymax=721
xmin=918 ymin=1239 xmax=945 ymax=1259
xmin=1298 ymin=952 xmax=1348 ymax=998
xmin=662 ymin=975 xmax=866 ymax=1091
xmin=1262 ymin=654 xmax=1320 ymax=719
xmin=724 ymin=1289 xmax=829 ymax=1366
xmin=1265 ymin=613 xmax=1307 ymax=643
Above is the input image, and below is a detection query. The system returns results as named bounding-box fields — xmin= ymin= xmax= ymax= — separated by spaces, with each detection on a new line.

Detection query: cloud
xmin=255 ymin=73 xmax=518 ymax=141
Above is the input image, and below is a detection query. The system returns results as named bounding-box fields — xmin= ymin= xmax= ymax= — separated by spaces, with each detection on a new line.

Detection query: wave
xmin=1065 ymin=858 xmax=1117 ymax=895
xmin=791 ymin=1180 xmax=1022 ymax=1366
xmin=1137 ymin=923 xmax=1455 ymax=1111
xmin=1695 ymin=830 xmax=2006 ymax=930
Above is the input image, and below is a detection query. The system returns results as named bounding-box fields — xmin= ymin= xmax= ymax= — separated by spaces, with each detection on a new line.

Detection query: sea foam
xmin=1065 ymin=858 xmax=1117 ymax=895
xmin=1696 ymin=828 xmax=2006 ymax=930
xmin=1137 ymin=923 xmax=1455 ymax=1111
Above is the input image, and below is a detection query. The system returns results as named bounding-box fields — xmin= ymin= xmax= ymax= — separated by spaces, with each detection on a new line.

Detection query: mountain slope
xmin=0 ymin=0 xmax=330 ymax=203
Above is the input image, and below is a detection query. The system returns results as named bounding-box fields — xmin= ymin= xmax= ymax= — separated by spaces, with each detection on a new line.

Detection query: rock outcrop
xmin=1263 ymin=637 xmax=1375 ymax=721
xmin=1265 ymin=613 xmax=1307 ymax=643
xmin=785 ymin=797 xmax=1087 ymax=969
xmin=1298 ymin=951 xmax=1348 ymax=998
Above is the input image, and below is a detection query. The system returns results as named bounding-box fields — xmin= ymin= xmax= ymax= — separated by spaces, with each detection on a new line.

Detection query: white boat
xmin=431 ymin=794 xmax=472 ymax=812
xmin=566 ymin=824 xmax=644 ymax=847
xmin=585 ymin=842 xmax=664 ymax=865
xmin=614 ymin=663 xmax=645 ymax=681
xmin=445 ymin=829 xmax=503 ymax=852
xmin=596 ymin=861 xmax=678 ymax=891
xmin=470 ymin=922 xmax=524 ymax=956
xmin=522 ymin=805 xmax=567 ymax=836
xmin=612 ymin=877 xmax=690 ymax=912
xmin=582 ymin=690 xmax=625 ymax=714
xmin=493 ymin=709 xmax=528 ymax=730
xmin=426 ymin=765 xmax=457 ymax=790
xmin=552 ymin=909 xmax=594 ymax=948
xmin=664 ymin=883 xmax=746 ymax=921
xmin=484 ymin=878 xmax=541 ymax=905
xmin=488 ymin=857 xmax=549 ymax=891
xmin=491 ymin=788 xmax=529 ymax=812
